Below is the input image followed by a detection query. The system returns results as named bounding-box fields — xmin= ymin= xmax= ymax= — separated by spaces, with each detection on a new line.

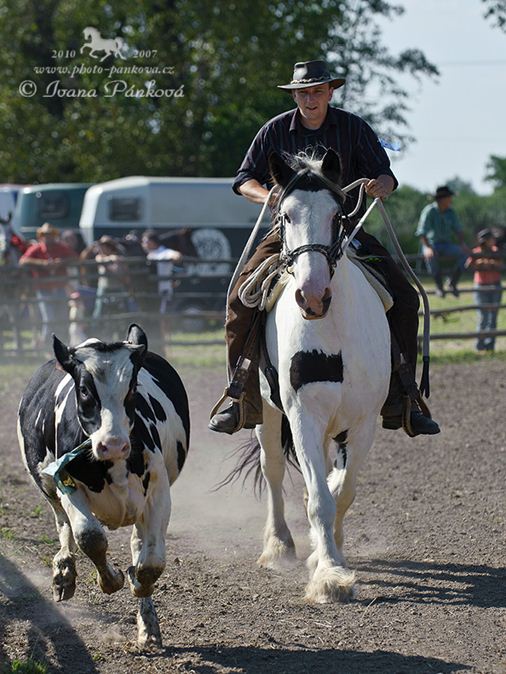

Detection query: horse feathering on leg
xmin=256 ymin=149 xmax=390 ymax=602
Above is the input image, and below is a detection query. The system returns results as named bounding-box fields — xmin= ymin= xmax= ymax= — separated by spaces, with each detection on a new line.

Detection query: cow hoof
xmin=53 ymin=578 xmax=76 ymax=602
xmin=52 ymin=557 xmax=77 ymax=601
xmin=98 ymin=567 xmax=124 ymax=594
xmin=137 ymin=597 xmax=162 ymax=649
xmin=127 ymin=565 xmax=162 ymax=598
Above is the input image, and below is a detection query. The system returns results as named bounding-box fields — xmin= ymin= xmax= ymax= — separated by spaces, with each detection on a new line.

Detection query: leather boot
xmin=208 ymin=399 xmax=263 ymax=434
xmin=381 ymin=371 xmax=440 ymax=437
xmin=209 ymin=366 xmax=263 ymax=435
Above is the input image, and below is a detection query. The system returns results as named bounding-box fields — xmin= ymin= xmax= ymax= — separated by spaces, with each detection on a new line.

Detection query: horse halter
xmin=274 ymin=168 xmax=349 ymax=275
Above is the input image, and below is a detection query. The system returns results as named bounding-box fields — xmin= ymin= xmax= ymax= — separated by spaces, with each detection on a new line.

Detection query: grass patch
xmin=2 ymin=658 xmax=48 ymax=674
xmin=422 ymin=281 xmax=506 ymax=360
xmin=0 ymin=527 xmax=15 ymax=541
xmin=38 ymin=534 xmax=56 ymax=545
xmin=30 ymin=504 xmax=44 ymax=518
xmin=167 ymin=329 xmax=225 ymax=368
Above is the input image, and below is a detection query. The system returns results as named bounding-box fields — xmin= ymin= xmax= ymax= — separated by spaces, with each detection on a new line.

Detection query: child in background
xmin=466 ymin=229 xmax=503 ymax=352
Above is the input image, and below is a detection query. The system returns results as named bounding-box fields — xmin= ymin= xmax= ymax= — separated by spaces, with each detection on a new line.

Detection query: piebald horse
xmin=256 ymin=149 xmax=390 ymax=602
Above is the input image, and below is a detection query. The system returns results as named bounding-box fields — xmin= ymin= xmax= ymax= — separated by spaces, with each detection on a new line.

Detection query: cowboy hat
xmin=477 ymin=228 xmax=494 ymax=243
xmin=278 ymin=60 xmax=346 ymax=90
xmin=433 ymin=185 xmax=455 ymax=200
xmin=36 ymin=222 xmax=59 ymax=239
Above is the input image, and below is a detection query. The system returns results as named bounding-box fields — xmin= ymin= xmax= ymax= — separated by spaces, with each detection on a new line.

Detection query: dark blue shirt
xmin=233 ymin=106 xmax=397 ymax=216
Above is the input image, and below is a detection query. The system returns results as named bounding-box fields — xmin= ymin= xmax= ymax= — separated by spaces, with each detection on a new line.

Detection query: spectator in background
xmin=141 ymin=229 xmax=183 ymax=314
xmin=466 ymin=228 xmax=503 ymax=352
xmin=61 ymin=229 xmax=87 ymax=256
xmin=416 ymin=185 xmax=468 ymax=298
xmin=93 ymin=236 xmax=133 ymax=319
xmin=19 ymin=223 xmax=77 ymax=341
xmin=0 ymin=212 xmax=28 ymax=265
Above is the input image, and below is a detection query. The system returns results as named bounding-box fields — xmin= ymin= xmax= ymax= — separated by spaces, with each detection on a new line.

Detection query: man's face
xmin=292 ymin=84 xmax=333 ymax=128
xmin=142 ymin=237 xmax=157 ymax=252
xmin=437 ymin=196 xmax=453 ymax=211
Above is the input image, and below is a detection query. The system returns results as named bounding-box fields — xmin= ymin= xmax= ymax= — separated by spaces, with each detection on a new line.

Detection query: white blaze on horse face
xmin=77 ymin=346 xmax=135 ymax=461
xmin=284 ymin=189 xmax=336 ymax=318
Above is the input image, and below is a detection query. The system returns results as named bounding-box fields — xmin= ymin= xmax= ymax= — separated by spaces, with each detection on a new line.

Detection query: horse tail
xmin=281 ymin=415 xmax=299 ymax=467
xmin=214 ymin=416 xmax=300 ymax=496
xmin=213 ymin=435 xmax=263 ymax=495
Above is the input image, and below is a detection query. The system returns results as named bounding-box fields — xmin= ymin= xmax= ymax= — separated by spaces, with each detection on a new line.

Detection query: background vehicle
xmin=12 ymin=183 xmax=91 ymax=241
xmin=79 ymin=176 xmax=267 ymax=312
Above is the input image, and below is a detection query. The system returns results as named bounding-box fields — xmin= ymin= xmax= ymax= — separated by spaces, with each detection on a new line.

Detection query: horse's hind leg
xmin=329 ymin=424 xmax=374 ymax=555
xmin=256 ymin=403 xmax=296 ymax=569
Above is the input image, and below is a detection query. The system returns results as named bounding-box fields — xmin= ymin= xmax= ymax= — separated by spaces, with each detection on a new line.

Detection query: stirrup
xmin=401 ymin=395 xmax=415 ymax=437
xmin=209 ymin=355 xmax=252 ymax=426
xmin=209 ymin=389 xmax=246 ymax=433
xmin=401 ymin=394 xmax=434 ymax=438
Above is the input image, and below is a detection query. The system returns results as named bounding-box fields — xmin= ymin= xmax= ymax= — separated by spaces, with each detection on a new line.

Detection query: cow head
xmin=53 ymin=324 xmax=147 ymax=462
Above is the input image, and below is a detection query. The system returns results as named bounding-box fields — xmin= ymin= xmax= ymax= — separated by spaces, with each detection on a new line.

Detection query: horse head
xmin=269 ymin=149 xmax=345 ymax=320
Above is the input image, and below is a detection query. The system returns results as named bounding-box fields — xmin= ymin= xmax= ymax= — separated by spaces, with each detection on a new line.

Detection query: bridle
xmin=273 ymin=168 xmax=351 ymax=275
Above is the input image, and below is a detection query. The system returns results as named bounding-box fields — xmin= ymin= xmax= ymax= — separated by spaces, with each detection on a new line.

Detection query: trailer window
xmin=37 ymin=192 xmax=69 ymax=219
xmin=109 ymin=197 xmax=142 ymax=221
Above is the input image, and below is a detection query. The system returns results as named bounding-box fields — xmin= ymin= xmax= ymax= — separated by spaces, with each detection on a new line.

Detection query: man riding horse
xmin=209 ymin=59 xmax=440 ymax=438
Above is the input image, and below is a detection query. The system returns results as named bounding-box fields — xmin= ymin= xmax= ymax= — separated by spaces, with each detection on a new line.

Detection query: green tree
xmin=0 ymin=0 xmax=438 ymax=183
xmin=485 ymin=155 xmax=506 ymax=190
xmin=482 ymin=0 xmax=506 ymax=30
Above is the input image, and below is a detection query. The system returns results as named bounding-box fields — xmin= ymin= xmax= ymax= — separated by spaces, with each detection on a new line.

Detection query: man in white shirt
xmin=142 ymin=230 xmax=183 ymax=313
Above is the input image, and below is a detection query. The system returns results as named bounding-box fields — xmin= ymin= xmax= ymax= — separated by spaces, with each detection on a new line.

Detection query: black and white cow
xmin=17 ymin=324 xmax=190 ymax=647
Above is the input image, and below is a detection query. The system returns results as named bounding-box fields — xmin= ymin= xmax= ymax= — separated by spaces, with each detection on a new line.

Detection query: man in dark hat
xmin=209 ymin=59 xmax=440 ymax=438
xmin=416 ymin=185 xmax=468 ymax=298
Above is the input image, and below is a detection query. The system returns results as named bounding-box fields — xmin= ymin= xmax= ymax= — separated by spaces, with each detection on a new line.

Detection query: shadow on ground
xmin=139 ymin=645 xmax=470 ymax=674
xmin=356 ymin=558 xmax=506 ymax=608
xmin=0 ymin=554 xmax=100 ymax=674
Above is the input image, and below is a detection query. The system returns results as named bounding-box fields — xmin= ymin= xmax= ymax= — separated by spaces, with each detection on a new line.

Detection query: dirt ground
xmin=0 ymin=357 xmax=505 ymax=674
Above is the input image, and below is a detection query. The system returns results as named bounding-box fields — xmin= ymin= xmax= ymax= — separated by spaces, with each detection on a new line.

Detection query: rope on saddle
xmin=237 ymin=253 xmax=282 ymax=310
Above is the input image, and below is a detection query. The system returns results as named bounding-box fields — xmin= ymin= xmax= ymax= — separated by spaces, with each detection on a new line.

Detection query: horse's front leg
xmin=256 ymin=402 xmax=296 ymax=569
xmin=289 ymin=410 xmax=355 ymax=603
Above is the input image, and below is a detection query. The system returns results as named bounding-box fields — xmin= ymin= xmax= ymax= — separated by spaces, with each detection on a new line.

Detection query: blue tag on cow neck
xmin=42 ymin=439 xmax=92 ymax=495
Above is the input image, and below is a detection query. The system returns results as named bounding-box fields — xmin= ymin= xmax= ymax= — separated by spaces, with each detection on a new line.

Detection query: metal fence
xmin=0 ymin=254 xmax=504 ymax=357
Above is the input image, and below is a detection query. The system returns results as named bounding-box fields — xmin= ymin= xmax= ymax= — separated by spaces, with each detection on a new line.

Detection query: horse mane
xmin=270 ymin=150 xmax=347 ymax=215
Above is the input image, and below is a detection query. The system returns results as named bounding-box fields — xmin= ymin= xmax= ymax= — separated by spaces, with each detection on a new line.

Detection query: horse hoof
xmin=305 ymin=566 xmax=356 ymax=604
xmin=257 ymin=537 xmax=297 ymax=570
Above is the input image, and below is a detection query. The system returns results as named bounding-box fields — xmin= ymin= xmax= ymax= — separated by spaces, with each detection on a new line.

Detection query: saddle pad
xmin=265 ymin=254 xmax=393 ymax=313
xmin=346 ymin=249 xmax=393 ymax=312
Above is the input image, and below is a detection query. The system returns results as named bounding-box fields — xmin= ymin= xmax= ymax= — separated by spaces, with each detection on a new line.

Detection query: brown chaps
xmin=225 ymin=229 xmax=420 ymax=413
